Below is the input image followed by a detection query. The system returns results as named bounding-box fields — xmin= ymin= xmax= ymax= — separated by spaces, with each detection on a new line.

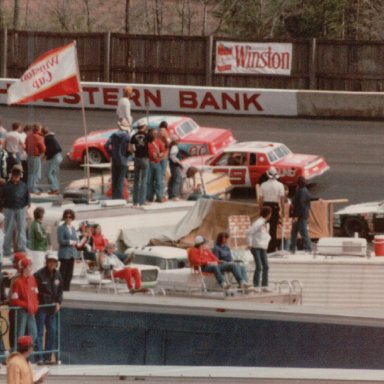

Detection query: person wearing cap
xmin=0 ymin=166 xmax=30 ymax=258
xmin=130 ymin=122 xmax=150 ymax=206
xmin=6 ymin=335 xmax=43 ymax=384
xmin=104 ymin=116 xmax=131 ymax=200
xmin=116 ymin=86 xmax=133 ymax=131
xmin=188 ymin=236 xmax=250 ymax=290
xmin=258 ymin=166 xmax=285 ymax=253
xmin=99 ymin=243 xmax=143 ymax=291
xmin=6 ymin=252 xmax=27 ymax=350
xmin=28 ymin=207 xmax=49 ymax=272
xmin=34 ymin=252 xmax=63 ymax=365
xmin=289 ymin=176 xmax=313 ymax=254
xmin=10 ymin=258 xmax=38 ymax=349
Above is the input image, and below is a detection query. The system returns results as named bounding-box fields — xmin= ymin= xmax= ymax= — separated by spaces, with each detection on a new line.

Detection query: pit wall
xmin=1 ymin=78 xmax=384 ymax=118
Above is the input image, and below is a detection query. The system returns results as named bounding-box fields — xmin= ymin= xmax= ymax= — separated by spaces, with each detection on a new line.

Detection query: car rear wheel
xmin=343 ymin=217 xmax=368 ymax=238
xmin=83 ymin=148 xmax=105 ymax=165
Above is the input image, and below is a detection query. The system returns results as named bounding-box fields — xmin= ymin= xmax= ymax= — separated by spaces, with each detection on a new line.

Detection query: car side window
xmin=227 ymin=152 xmax=244 ymax=166
xmin=216 ymin=153 xmax=232 ymax=166
xmin=249 ymin=153 xmax=257 ymax=166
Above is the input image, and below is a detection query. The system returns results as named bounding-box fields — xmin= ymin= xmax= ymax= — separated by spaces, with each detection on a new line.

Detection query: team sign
xmin=0 ymin=79 xmax=298 ymax=116
xmin=215 ymin=41 xmax=292 ymax=75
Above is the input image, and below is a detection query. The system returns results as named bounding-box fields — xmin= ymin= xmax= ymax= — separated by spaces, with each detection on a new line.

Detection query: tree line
xmin=0 ymin=0 xmax=383 ymax=40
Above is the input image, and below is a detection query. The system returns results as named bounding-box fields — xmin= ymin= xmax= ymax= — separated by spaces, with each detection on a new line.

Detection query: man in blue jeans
xmin=34 ymin=252 xmax=63 ymax=365
xmin=0 ymin=166 xmax=30 ymax=257
xmin=130 ymin=122 xmax=149 ymax=206
xmin=104 ymin=125 xmax=131 ymax=199
xmin=289 ymin=176 xmax=313 ymax=253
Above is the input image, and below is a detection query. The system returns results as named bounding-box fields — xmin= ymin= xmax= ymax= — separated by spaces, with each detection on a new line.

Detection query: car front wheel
xmin=343 ymin=216 xmax=368 ymax=238
xmin=83 ymin=148 xmax=105 ymax=165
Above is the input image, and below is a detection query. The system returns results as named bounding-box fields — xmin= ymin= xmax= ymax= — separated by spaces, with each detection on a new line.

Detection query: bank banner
xmin=7 ymin=41 xmax=80 ymax=105
xmin=215 ymin=41 xmax=292 ymax=75
xmin=0 ymin=80 xmax=298 ymax=116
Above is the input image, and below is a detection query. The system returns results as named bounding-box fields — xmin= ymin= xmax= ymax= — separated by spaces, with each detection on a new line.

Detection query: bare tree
xmin=83 ymin=0 xmax=91 ymax=32
xmin=125 ymin=0 xmax=130 ymax=34
xmin=154 ymin=0 xmax=164 ymax=35
xmin=0 ymin=0 xmax=4 ymax=28
xmin=13 ymin=0 xmax=20 ymax=29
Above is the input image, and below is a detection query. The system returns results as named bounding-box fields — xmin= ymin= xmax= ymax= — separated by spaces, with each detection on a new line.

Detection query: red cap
xmin=19 ymin=258 xmax=32 ymax=270
xmin=14 ymin=252 xmax=27 ymax=264
xmin=17 ymin=335 xmax=33 ymax=347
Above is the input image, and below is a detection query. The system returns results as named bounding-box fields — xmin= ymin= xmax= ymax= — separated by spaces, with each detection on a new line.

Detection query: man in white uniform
xmin=258 ymin=166 xmax=285 ymax=253
xmin=116 ymin=86 xmax=133 ymax=131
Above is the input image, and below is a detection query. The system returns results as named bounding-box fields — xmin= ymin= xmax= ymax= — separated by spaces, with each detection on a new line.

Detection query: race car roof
xmin=222 ymin=141 xmax=285 ymax=153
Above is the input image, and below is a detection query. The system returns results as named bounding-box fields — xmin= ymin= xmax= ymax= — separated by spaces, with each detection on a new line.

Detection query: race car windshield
xmin=176 ymin=120 xmax=198 ymax=138
xmin=267 ymin=145 xmax=291 ymax=163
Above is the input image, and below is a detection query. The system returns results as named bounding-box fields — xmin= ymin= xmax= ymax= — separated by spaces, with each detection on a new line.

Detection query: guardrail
xmin=0 ymin=303 xmax=61 ymax=363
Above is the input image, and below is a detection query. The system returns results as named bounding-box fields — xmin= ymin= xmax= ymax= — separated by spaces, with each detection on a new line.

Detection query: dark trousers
xmin=111 ymin=163 xmax=128 ymax=199
xmin=264 ymin=202 xmax=279 ymax=252
xmin=59 ymin=258 xmax=75 ymax=291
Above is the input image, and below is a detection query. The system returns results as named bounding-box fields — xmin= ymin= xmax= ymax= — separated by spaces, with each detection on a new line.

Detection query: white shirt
xmin=246 ymin=217 xmax=271 ymax=249
xmin=4 ymin=131 xmax=24 ymax=154
xmin=116 ymin=97 xmax=133 ymax=125
xmin=259 ymin=178 xmax=285 ymax=203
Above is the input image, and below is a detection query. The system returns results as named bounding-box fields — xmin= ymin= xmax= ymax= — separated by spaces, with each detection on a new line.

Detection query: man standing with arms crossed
xmin=258 ymin=166 xmax=285 ymax=253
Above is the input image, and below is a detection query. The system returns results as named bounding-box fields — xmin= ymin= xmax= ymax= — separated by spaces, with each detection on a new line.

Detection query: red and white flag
xmin=7 ymin=41 xmax=80 ymax=105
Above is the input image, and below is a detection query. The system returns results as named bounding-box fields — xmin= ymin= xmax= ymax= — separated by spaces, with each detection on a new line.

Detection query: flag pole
xmin=74 ymin=41 xmax=92 ymax=203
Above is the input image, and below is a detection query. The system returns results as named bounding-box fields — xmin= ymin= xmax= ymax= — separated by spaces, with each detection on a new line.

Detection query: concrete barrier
xmin=297 ymin=90 xmax=384 ymax=118
xmin=2 ymin=77 xmax=384 ymax=118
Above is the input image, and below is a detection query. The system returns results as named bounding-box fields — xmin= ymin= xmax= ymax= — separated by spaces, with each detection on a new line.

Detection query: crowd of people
xmin=0 ymin=119 xmax=63 ymax=197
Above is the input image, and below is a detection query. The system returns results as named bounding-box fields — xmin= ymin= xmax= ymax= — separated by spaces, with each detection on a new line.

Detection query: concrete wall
xmin=297 ymin=90 xmax=384 ymax=118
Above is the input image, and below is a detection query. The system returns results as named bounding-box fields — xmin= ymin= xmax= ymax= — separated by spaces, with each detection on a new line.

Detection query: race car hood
xmin=185 ymin=127 xmax=235 ymax=146
xmin=335 ymin=201 xmax=384 ymax=215
xmin=74 ymin=128 xmax=117 ymax=144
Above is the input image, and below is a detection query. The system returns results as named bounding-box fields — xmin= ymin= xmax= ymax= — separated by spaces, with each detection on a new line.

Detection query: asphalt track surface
xmin=0 ymin=105 xmax=383 ymax=206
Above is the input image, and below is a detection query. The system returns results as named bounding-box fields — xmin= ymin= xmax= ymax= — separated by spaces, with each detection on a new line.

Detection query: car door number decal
xmin=212 ymin=168 xmax=247 ymax=184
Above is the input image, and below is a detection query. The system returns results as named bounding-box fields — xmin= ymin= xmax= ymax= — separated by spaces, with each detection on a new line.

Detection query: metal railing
xmin=0 ymin=303 xmax=61 ymax=363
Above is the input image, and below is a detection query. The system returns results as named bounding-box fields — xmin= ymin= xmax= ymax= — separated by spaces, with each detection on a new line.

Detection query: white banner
xmin=7 ymin=41 xmax=80 ymax=105
xmin=0 ymin=79 xmax=298 ymax=116
xmin=215 ymin=41 xmax=292 ymax=75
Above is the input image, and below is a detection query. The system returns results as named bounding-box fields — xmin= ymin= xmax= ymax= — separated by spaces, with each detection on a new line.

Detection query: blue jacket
xmin=291 ymin=186 xmax=311 ymax=219
xmin=104 ymin=130 xmax=131 ymax=166
xmin=57 ymin=224 xmax=78 ymax=260
xmin=0 ymin=180 xmax=30 ymax=209
xmin=212 ymin=244 xmax=233 ymax=262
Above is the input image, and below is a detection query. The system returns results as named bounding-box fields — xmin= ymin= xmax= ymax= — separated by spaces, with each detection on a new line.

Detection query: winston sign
xmin=215 ymin=41 xmax=292 ymax=76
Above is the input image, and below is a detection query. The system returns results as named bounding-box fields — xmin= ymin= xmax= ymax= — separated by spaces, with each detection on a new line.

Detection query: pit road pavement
xmin=0 ymin=105 xmax=383 ymax=205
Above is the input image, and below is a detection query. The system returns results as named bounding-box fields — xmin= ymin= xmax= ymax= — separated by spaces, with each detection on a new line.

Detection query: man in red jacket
xmin=188 ymin=236 xmax=250 ymax=290
xmin=11 ymin=258 xmax=39 ymax=349
xmin=25 ymin=123 xmax=46 ymax=194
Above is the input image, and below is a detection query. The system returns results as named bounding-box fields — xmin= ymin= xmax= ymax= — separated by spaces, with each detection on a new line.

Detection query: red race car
xmin=67 ymin=115 xmax=235 ymax=164
xmin=182 ymin=141 xmax=330 ymax=187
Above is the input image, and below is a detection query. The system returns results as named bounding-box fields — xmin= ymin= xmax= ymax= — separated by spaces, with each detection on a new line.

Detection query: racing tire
xmin=343 ymin=217 xmax=368 ymax=238
xmin=83 ymin=148 xmax=105 ymax=165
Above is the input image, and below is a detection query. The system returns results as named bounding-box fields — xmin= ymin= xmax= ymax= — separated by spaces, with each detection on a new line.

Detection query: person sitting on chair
xmin=98 ymin=243 xmax=143 ymax=292
xmin=187 ymin=235 xmax=251 ymax=290
xmin=212 ymin=231 xmax=249 ymax=284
